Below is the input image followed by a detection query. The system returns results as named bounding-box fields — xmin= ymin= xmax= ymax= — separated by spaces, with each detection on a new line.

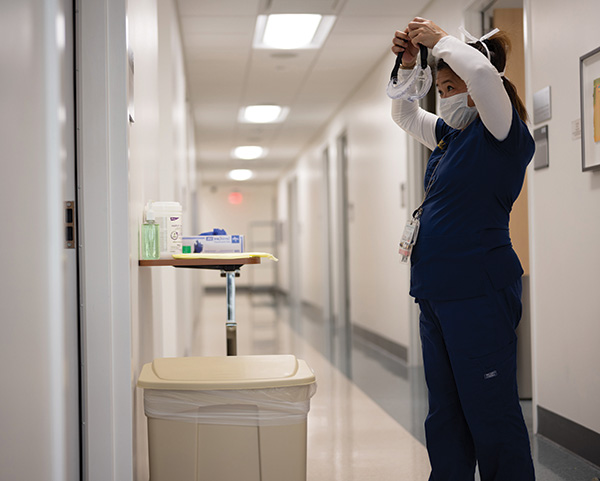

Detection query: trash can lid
xmin=137 ymin=355 xmax=316 ymax=390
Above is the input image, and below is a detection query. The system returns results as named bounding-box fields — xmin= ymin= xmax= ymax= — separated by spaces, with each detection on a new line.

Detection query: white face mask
xmin=439 ymin=92 xmax=478 ymax=130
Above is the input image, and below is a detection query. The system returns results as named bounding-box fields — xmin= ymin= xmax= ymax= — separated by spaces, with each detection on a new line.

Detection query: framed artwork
xmin=579 ymin=46 xmax=600 ymax=171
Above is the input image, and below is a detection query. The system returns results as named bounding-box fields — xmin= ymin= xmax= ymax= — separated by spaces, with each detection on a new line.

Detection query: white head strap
xmin=459 ymin=26 xmax=499 ymax=62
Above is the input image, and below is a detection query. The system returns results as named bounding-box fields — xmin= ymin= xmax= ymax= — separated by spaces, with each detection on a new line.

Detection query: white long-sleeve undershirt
xmin=391 ymin=35 xmax=513 ymax=145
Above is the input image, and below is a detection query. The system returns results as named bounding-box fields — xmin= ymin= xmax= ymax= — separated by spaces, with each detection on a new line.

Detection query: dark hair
xmin=436 ymin=31 xmax=529 ymax=123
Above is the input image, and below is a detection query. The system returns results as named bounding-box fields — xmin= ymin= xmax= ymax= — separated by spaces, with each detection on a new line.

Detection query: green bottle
xmin=141 ymin=206 xmax=160 ymax=260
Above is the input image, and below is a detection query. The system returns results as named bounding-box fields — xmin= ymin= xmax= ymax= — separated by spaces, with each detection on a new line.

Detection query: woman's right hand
xmin=392 ymin=28 xmax=419 ymax=67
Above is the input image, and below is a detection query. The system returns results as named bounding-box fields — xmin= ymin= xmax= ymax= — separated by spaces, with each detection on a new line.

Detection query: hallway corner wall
xmin=526 ymin=0 xmax=600 ymax=448
xmin=126 ymin=0 xmax=199 ymax=479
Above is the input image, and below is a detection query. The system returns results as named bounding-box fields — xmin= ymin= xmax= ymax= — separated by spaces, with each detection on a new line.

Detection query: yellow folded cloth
xmin=172 ymin=252 xmax=278 ymax=261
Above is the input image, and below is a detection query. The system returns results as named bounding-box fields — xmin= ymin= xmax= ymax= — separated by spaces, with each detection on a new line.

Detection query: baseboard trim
xmin=292 ymin=298 xmax=409 ymax=364
xmin=537 ymin=405 xmax=600 ymax=468
xmin=352 ymin=324 xmax=408 ymax=363
xmin=301 ymin=300 xmax=323 ymax=324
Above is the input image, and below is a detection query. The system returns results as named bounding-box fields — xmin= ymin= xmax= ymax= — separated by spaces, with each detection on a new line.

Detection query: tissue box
xmin=182 ymin=235 xmax=244 ymax=254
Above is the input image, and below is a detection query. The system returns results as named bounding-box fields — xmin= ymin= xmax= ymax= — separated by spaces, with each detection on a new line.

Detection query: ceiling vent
xmin=259 ymin=0 xmax=342 ymax=15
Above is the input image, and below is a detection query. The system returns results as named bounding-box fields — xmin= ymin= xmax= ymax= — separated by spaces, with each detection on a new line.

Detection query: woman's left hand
xmin=407 ymin=17 xmax=448 ymax=49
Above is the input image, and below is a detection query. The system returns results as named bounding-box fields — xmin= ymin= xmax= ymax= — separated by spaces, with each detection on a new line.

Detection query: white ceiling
xmin=176 ymin=0 xmax=429 ymax=183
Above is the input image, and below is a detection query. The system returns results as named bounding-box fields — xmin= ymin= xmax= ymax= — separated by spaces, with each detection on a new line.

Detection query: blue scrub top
xmin=410 ymin=107 xmax=535 ymax=301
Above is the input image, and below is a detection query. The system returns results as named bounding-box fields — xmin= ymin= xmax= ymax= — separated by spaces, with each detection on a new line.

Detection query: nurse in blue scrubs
xmin=391 ymin=17 xmax=536 ymax=481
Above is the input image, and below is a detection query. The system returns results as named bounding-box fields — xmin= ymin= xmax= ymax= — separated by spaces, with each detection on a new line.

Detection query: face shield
xmin=386 ymin=44 xmax=432 ymax=102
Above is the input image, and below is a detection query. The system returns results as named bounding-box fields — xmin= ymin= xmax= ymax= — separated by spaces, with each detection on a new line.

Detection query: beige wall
xmin=526 ymin=0 xmax=600 ymax=433
xmin=278 ymin=54 xmax=412 ymax=351
xmin=127 ymin=0 xmax=199 ymax=478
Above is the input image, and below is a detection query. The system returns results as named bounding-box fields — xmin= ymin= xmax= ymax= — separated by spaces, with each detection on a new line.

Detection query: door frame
xmin=287 ymin=176 xmax=301 ymax=314
xmin=321 ymin=146 xmax=336 ymax=360
xmin=75 ymin=0 xmax=133 ymax=479
xmin=333 ymin=132 xmax=352 ymax=376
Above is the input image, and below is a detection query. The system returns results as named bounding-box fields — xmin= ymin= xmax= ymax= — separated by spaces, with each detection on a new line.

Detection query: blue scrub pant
xmin=417 ymin=278 xmax=535 ymax=481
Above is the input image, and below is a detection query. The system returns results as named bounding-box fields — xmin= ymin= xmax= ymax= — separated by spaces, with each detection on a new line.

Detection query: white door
xmin=60 ymin=0 xmax=82 ymax=477
xmin=0 ymin=0 xmax=80 ymax=479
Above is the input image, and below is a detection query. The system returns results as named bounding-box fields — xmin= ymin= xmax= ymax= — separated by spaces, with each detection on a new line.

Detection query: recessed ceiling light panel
xmin=232 ymin=146 xmax=266 ymax=160
xmin=228 ymin=169 xmax=254 ymax=181
xmin=253 ymin=14 xmax=336 ymax=50
xmin=239 ymin=105 xmax=289 ymax=123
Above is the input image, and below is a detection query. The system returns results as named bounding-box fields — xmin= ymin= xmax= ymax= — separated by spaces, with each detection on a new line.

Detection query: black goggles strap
xmin=390 ymin=44 xmax=428 ymax=81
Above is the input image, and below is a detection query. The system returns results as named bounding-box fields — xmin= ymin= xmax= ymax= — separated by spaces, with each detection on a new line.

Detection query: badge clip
xmin=399 ymin=215 xmax=420 ymax=263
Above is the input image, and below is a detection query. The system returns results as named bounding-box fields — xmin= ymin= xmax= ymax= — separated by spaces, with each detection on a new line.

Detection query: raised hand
xmin=392 ymin=28 xmax=419 ymax=67
xmin=407 ymin=17 xmax=448 ymax=49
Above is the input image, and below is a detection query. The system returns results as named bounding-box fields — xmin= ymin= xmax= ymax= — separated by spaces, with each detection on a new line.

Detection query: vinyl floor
xmin=191 ymin=291 xmax=600 ymax=481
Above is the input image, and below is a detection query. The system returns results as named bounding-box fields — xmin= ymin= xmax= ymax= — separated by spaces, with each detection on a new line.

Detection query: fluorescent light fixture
xmin=264 ymin=14 xmax=320 ymax=49
xmin=239 ymin=105 xmax=289 ymax=124
xmin=254 ymin=14 xmax=336 ymax=50
xmin=232 ymin=146 xmax=265 ymax=160
xmin=228 ymin=169 xmax=254 ymax=181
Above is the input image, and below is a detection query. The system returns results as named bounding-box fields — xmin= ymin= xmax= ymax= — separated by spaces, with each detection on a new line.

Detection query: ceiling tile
xmin=259 ymin=0 xmax=341 ymax=15
xmin=332 ymin=15 xmax=414 ymax=34
xmin=180 ymin=16 xmax=256 ymax=35
xmin=176 ymin=0 xmax=261 ymax=16
xmin=341 ymin=0 xmax=420 ymax=16
xmin=177 ymin=0 xmax=427 ymax=182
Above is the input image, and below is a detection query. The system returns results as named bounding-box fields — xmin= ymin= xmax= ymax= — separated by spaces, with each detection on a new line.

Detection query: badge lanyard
xmin=399 ymin=140 xmax=447 ymax=263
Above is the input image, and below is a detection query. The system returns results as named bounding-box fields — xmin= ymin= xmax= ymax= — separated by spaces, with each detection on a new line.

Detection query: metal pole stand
xmin=223 ymin=269 xmax=241 ymax=355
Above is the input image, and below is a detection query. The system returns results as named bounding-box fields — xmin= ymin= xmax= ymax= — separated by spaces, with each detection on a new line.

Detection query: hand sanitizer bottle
xmin=141 ymin=205 xmax=160 ymax=260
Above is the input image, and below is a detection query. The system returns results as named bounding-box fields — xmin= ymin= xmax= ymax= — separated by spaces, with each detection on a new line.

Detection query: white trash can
xmin=137 ymin=354 xmax=317 ymax=481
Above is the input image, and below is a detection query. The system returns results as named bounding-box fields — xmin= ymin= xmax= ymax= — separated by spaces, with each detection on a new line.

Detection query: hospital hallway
xmin=5 ymin=0 xmax=600 ymax=479
xmin=191 ymin=290 xmax=600 ymax=481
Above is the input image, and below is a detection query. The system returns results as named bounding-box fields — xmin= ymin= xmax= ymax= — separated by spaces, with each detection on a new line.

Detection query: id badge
xmin=399 ymin=217 xmax=420 ymax=263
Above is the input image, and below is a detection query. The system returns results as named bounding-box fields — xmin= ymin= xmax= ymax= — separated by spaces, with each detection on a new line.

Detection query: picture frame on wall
xmin=579 ymin=46 xmax=600 ymax=171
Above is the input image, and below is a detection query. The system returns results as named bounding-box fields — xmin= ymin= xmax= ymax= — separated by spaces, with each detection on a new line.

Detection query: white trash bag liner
xmin=144 ymin=383 xmax=318 ymax=427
